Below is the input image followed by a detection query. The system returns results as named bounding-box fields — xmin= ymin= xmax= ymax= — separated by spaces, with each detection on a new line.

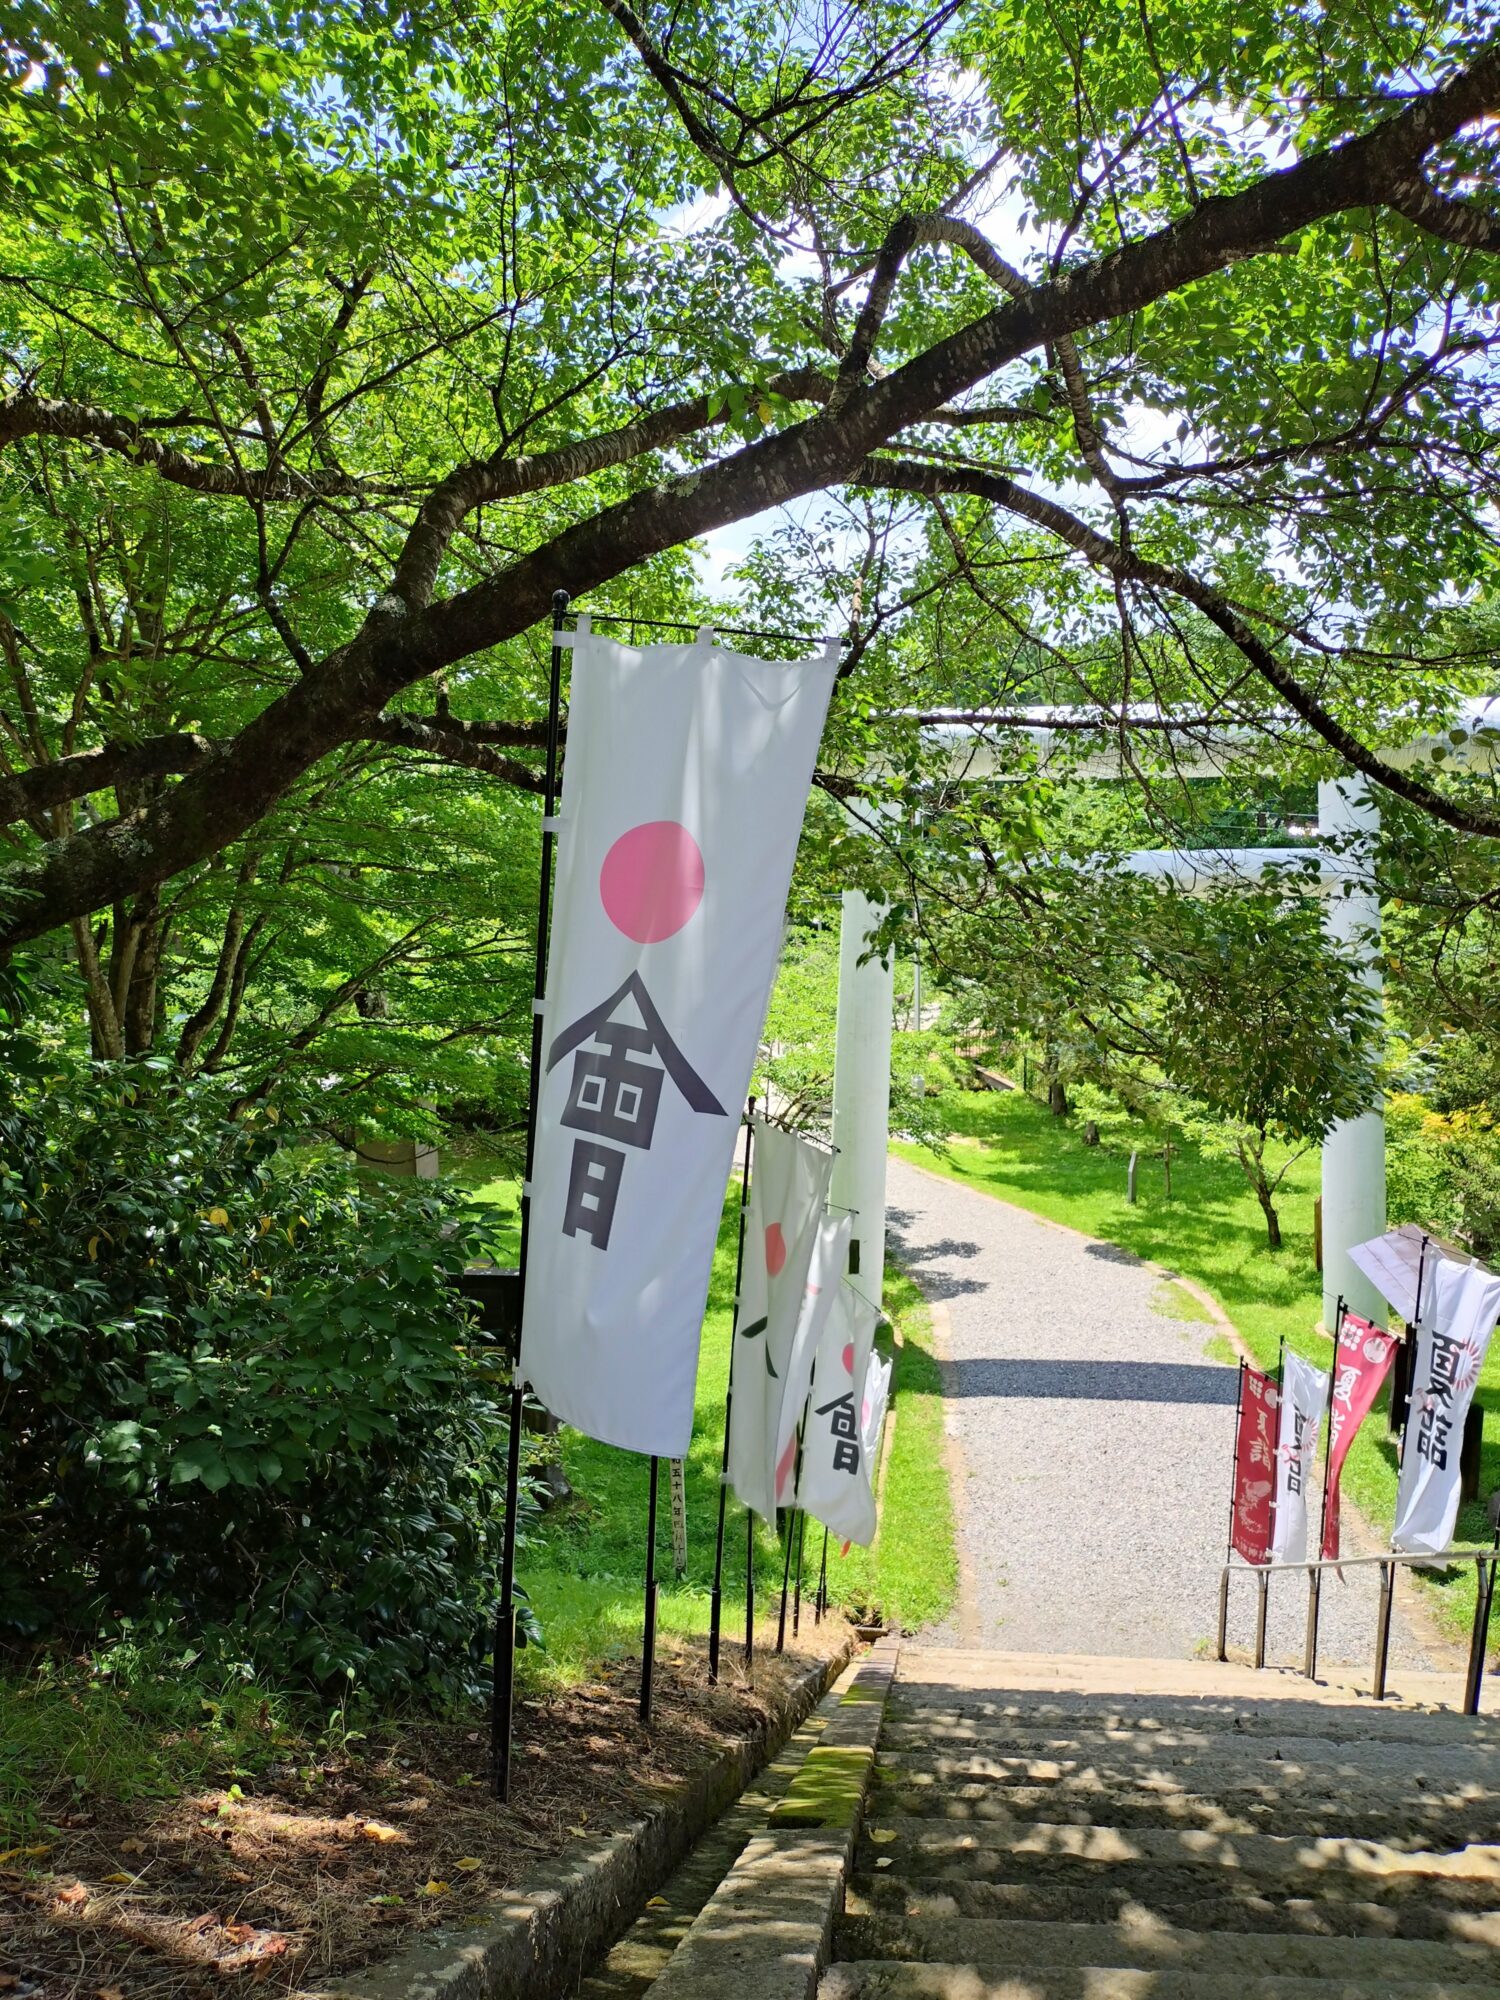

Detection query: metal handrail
xmin=1216 ymin=1544 xmax=1500 ymax=1713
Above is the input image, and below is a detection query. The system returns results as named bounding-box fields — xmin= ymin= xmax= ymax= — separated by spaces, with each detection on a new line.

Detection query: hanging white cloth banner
xmin=1393 ymin=1256 xmax=1500 ymax=1557
xmin=795 ymin=1283 xmax=881 ymax=1549
xmin=770 ymin=1210 xmax=853 ymax=1512
xmin=726 ymin=1119 xmax=835 ymax=1522
xmin=519 ymin=625 xmax=839 ymax=1458
xmin=862 ymin=1349 xmax=893 ymax=1466
xmin=1270 ymin=1350 xmax=1329 ymax=1565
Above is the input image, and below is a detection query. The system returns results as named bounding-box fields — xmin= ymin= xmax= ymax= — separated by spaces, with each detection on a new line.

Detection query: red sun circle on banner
xmin=842 ymin=1342 xmax=855 ymax=1374
xmin=599 ymin=821 xmax=705 ymax=942
xmin=764 ymin=1223 xmax=787 ymax=1276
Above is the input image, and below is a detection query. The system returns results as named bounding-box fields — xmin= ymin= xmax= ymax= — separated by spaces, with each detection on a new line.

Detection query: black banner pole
xmin=493 ymin=587 xmax=570 ymax=1801
xmin=776 ymin=1358 xmax=815 ymax=1655
xmin=710 ymin=1102 xmax=756 ymax=1684
xmin=745 ymin=1510 xmax=755 ymax=1667
xmin=641 ymin=1454 xmax=660 ymax=1723
xmin=815 ymin=1526 xmax=829 ymax=1624
xmin=775 ymin=1508 xmax=796 ymax=1654
xmin=792 ymin=1508 xmax=808 ymax=1638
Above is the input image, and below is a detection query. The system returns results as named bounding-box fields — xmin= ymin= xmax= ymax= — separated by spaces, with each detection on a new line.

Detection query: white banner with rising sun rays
xmin=518 ymin=621 xmax=839 ymax=1458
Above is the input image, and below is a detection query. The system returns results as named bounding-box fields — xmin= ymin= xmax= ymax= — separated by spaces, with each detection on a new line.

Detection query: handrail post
xmin=1254 ymin=1567 xmax=1269 ymax=1669
xmin=1304 ymin=1565 xmax=1322 ymax=1682
xmin=1464 ymin=1555 xmax=1496 ymax=1716
xmin=1373 ymin=1559 xmax=1394 ymax=1700
xmin=1216 ymin=1566 xmax=1231 ymax=1663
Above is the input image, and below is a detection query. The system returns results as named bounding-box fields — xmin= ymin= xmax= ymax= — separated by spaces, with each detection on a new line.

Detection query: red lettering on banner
xmin=1231 ymin=1367 xmax=1278 ymax=1564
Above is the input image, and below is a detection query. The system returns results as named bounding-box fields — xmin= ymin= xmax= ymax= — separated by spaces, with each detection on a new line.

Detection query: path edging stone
xmin=298 ymin=1637 xmax=855 ymax=2000
xmin=645 ymin=1638 xmax=899 ymax=2000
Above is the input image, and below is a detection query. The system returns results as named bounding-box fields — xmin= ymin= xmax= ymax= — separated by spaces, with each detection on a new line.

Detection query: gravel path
xmin=887 ymin=1154 xmax=1435 ymax=1671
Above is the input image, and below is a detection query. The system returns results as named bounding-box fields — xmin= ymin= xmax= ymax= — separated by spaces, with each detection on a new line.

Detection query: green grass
xmin=0 ymin=1647 xmax=308 ymax=1844
xmin=519 ymin=1198 xmax=958 ymax=1688
xmin=894 ymin=1088 xmax=1500 ymax=1651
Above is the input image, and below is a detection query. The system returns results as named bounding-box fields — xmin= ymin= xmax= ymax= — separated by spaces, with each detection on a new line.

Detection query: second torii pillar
xmin=830 ymin=890 xmax=895 ymax=1308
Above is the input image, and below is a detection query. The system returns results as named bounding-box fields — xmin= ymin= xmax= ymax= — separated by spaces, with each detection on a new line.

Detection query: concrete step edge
xmin=819 ymin=1961 xmax=1489 ymax=2000
xmin=833 ymin=1911 xmax=1497 ymax=1976
xmin=642 ymin=1638 xmax=900 ymax=2000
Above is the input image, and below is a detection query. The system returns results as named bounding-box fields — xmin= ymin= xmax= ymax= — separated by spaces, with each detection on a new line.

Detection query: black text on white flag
xmin=519 ymin=629 xmax=838 ymax=1457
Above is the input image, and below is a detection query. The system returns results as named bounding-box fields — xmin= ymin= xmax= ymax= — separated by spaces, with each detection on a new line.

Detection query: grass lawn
xmin=893 ymin=1087 xmax=1500 ymax=1653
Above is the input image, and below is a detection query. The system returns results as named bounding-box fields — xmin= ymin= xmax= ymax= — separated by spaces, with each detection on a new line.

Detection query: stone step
xmin=853 ymin=1817 xmax=1500 ymax=1902
xmin=886 ymin=1697 xmax=1500 ymax=1748
xmin=846 ymin=1873 xmax=1500 ymax=1940
xmin=876 ymin=1745 xmax=1497 ymax=1798
xmin=891 ymin=1651 xmax=1490 ymax=1716
xmin=872 ymin=1775 xmax=1493 ymax=1843
xmin=832 ymin=1912 xmax=1500 ymax=1983
xmin=819 ymin=1962 xmax=1492 ymax=2000
xmin=881 ymin=1712 xmax=1500 ymax=1756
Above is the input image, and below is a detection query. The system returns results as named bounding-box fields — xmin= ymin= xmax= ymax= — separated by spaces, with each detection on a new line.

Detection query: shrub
xmin=0 ymin=1034 xmax=531 ymax=1701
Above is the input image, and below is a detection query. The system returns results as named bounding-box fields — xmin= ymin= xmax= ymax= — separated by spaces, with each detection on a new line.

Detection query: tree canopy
xmin=1 ymin=1 xmax=1498 ymax=1105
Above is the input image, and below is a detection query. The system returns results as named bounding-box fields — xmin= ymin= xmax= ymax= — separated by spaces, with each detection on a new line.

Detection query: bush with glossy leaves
xmin=0 ymin=1034 xmax=532 ymax=1700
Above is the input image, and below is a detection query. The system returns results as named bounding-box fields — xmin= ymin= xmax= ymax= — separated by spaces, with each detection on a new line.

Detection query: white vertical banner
xmin=1270 ymin=1350 xmax=1329 ymax=1565
xmin=519 ymin=627 xmax=838 ymax=1458
xmin=795 ymin=1283 xmax=881 ymax=1548
xmin=1394 ymin=1257 xmax=1500 ymax=1557
xmin=862 ymin=1348 xmax=893 ymax=1466
xmin=771 ymin=1211 xmax=853 ymax=1511
xmin=726 ymin=1119 xmax=835 ymax=1522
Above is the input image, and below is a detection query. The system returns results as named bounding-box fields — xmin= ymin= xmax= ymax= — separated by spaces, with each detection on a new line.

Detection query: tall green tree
xmin=1 ymin=0 xmax=1497 ymax=1028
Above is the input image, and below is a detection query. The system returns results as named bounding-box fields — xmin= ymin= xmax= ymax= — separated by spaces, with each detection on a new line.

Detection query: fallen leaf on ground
xmin=455 ymin=1857 xmax=482 ymax=1872
xmin=98 ymin=1987 xmax=126 ymax=1999
xmin=361 ymin=1820 xmax=402 ymax=1843
xmin=0 ymin=1844 xmax=50 ymax=1863
xmin=416 ymin=1879 xmax=448 ymax=1898
xmin=646 ymin=1895 xmax=669 ymax=1908
xmin=119 ymin=1838 xmax=146 ymax=1855
xmin=101 ymin=1871 xmax=133 ymax=1884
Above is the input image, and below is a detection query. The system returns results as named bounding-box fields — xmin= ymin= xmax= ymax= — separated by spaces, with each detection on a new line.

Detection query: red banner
xmin=1231 ymin=1365 xmax=1279 ymax=1565
xmin=1322 ymin=1310 xmax=1398 ymax=1562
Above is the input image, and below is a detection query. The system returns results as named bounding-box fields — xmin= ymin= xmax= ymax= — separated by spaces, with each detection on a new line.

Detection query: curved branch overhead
xmin=1 ymin=21 xmax=1498 ymax=950
xmin=855 ymin=455 xmax=1500 ymax=839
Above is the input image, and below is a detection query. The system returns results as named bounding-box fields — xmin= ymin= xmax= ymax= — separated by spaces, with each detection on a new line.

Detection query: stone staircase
xmin=821 ymin=1647 xmax=1500 ymax=2000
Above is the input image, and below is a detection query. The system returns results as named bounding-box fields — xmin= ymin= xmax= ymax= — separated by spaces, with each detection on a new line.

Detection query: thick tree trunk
xmin=1048 ymin=1077 xmax=1070 ymax=1118
xmin=123 ymin=889 xmax=162 ymax=1055
xmin=1256 ymin=1179 xmax=1283 ymax=1250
